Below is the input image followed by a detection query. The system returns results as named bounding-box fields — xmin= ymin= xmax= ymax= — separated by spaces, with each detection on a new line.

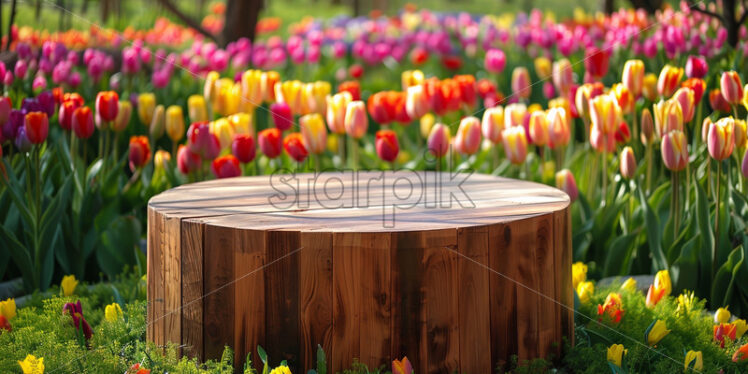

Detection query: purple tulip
xmin=122 ymin=47 xmax=141 ymax=74
xmin=21 ymin=98 xmax=41 ymax=115
xmin=14 ymin=126 xmax=32 ymax=152
xmin=16 ymin=42 xmax=32 ymax=60
xmin=68 ymin=71 xmax=81 ymax=88
xmin=2 ymin=109 xmax=23 ymax=140
xmin=37 ymin=91 xmax=55 ymax=117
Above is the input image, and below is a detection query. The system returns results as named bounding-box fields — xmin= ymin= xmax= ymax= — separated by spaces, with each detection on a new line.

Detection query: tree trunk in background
xmin=221 ymin=0 xmax=263 ymax=46
xmin=722 ymin=0 xmax=738 ymax=47
xmin=627 ymin=0 xmax=663 ymax=14
xmin=604 ymin=0 xmax=615 ymax=13
xmin=351 ymin=0 xmax=361 ymax=16
xmin=101 ymin=0 xmax=110 ymax=23
xmin=35 ymin=0 xmax=41 ymax=21
xmin=7 ymin=0 xmax=17 ymax=51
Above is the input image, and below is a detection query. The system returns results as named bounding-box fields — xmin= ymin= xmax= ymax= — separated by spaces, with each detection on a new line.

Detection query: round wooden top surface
xmin=148 ymin=171 xmax=570 ymax=232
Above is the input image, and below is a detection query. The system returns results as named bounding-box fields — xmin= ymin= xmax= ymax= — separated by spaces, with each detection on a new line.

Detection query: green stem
xmin=645 ymin=143 xmax=652 ymax=194
xmin=601 ymin=151 xmax=608 ymax=206
xmin=713 ymin=162 xmax=721 ymax=278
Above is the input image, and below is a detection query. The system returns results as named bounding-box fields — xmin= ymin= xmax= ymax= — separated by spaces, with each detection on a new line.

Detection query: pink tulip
xmin=685 ymin=55 xmax=707 ymax=78
xmin=454 ymin=116 xmax=482 ymax=155
xmin=555 ymin=169 xmax=579 ymax=202
xmin=427 ymin=123 xmax=450 ymax=158
xmin=484 ymin=49 xmax=506 ymax=73
xmin=720 ymin=71 xmax=743 ymax=105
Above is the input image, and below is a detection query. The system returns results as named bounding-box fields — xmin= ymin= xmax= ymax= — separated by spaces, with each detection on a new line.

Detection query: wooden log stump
xmin=147 ymin=171 xmax=572 ymax=373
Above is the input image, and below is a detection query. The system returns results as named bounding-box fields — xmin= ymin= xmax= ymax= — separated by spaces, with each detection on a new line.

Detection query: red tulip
xmin=348 ymin=64 xmax=363 ymax=79
xmin=24 ymin=112 xmax=49 ymax=144
xmin=231 ymin=134 xmax=256 ymax=163
xmin=615 ymin=121 xmax=631 ymax=144
xmin=72 ymin=106 xmax=95 ymax=139
xmin=685 ymin=55 xmax=707 ymax=78
xmin=270 ymin=102 xmax=293 ymax=131
xmin=375 ymin=130 xmax=399 ymax=162
xmin=96 ymin=91 xmax=119 ymax=122
xmin=63 ymin=92 xmax=85 ymax=107
xmin=177 ymin=145 xmax=201 ymax=174
xmin=0 ymin=315 xmax=10 ymax=332
xmin=211 ymin=155 xmax=241 ymax=178
xmin=338 ymin=80 xmax=361 ymax=101
xmin=709 ymin=89 xmax=731 ymax=113
xmin=455 ymin=74 xmax=477 ymax=109
xmin=128 ymin=136 xmax=151 ymax=171
xmin=584 ymin=47 xmax=610 ymax=79
xmin=424 ymin=78 xmax=461 ymax=116
xmin=681 ymin=78 xmax=706 ymax=104
xmin=258 ymin=128 xmax=282 ymax=159
xmin=283 ymin=132 xmax=308 ymax=162
xmin=441 ymin=55 xmax=462 ymax=70
xmin=58 ymin=99 xmax=81 ymax=131
xmin=187 ymin=122 xmax=220 ymax=160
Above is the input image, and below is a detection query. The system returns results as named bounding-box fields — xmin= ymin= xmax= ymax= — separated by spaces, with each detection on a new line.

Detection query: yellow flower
xmin=210 ymin=117 xmax=235 ymax=150
xmin=734 ymin=319 xmax=747 ymax=339
xmin=0 ymin=298 xmax=16 ymax=320
xmin=572 ymin=262 xmax=587 ymax=289
xmin=213 ymin=78 xmax=240 ymax=116
xmin=165 ymin=105 xmax=185 ymax=143
xmin=642 ymin=73 xmax=658 ymax=102
xmin=534 ymin=57 xmax=552 ymax=80
xmin=153 ymin=150 xmax=171 ymax=172
xmin=240 ymin=69 xmax=264 ymax=112
xmin=61 ymin=275 xmax=78 ymax=296
xmin=645 ymin=319 xmax=670 ymax=346
xmin=654 ymin=270 xmax=672 ymax=297
xmin=607 ymin=344 xmax=627 ymax=367
xmin=228 ymin=112 xmax=254 ymax=136
xmin=187 ymin=95 xmax=208 ymax=123
xmin=326 ymin=133 xmax=339 ymax=154
xmin=104 ymin=303 xmax=123 ymax=322
xmin=269 ymin=365 xmax=291 ymax=374
xmin=621 ymin=278 xmax=637 ymax=292
xmin=676 ymin=290 xmax=696 ymax=316
xmin=18 ymin=354 xmax=44 ymax=374
xmin=137 ymin=93 xmax=156 ymax=126
xmin=401 ymin=69 xmax=425 ymax=90
xmin=714 ymin=306 xmax=731 ymax=324
xmin=420 ymin=113 xmax=436 ymax=139
xmin=684 ymin=350 xmax=703 ymax=372
xmin=576 ymin=281 xmax=594 ymax=304
xmin=203 ymin=71 xmax=220 ymax=106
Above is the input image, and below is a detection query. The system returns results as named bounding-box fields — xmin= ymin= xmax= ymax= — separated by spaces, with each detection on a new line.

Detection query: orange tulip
xmin=528 ymin=110 xmax=549 ymax=146
xmin=299 ymin=113 xmax=327 ymax=155
xmin=597 ymin=292 xmax=624 ymax=323
xmin=96 ymin=91 xmax=119 ymax=122
xmin=24 ymin=112 xmax=49 ymax=144
xmin=734 ymin=343 xmax=748 ymax=362
xmin=612 ymin=83 xmax=634 ymax=114
xmin=681 ymin=78 xmax=706 ymax=104
xmin=128 ymin=136 xmax=151 ymax=171
xmin=283 ymin=132 xmax=308 ymax=163
xmin=262 ymin=71 xmax=280 ymax=102
xmin=657 ymin=65 xmax=683 ymax=97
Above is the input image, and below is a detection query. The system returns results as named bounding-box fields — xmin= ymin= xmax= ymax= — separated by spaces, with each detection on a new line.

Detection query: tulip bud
xmin=653 ymin=99 xmax=684 ymax=139
xmin=427 ymin=123 xmax=450 ymax=158
xmin=405 ymin=85 xmax=429 ymax=119
xmin=685 ymin=56 xmax=707 ymax=78
xmin=645 ymin=320 xmax=671 ymax=346
xmin=14 ymin=127 xmax=32 ymax=152
xmin=555 ymin=169 xmax=579 ymax=202
xmin=504 ymin=103 xmax=527 ymax=129
xmin=24 ymin=112 xmax=49 ymax=144
xmin=607 ymin=344 xmax=626 ymax=368
xmin=187 ymin=95 xmax=208 ymax=123
xmin=642 ymin=73 xmax=658 ymax=102
xmin=714 ymin=307 xmax=731 ymax=324
xmin=612 ymin=83 xmax=634 ymax=114
xmin=270 ymin=102 xmax=293 ymax=132
xmin=481 ymin=106 xmax=504 ymax=144
xmin=283 ymin=132 xmax=309 ymax=162
xmin=232 ymin=134 xmax=256 ymax=164
xmin=575 ymin=82 xmax=604 ymax=119
xmin=511 ymin=67 xmax=531 ymax=100
xmin=533 ymin=57 xmax=551 ymax=80
xmin=619 ymin=146 xmax=636 ymax=179
xmin=661 ymin=130 xmax=688 ymax=171
xmin=149 ymin=105 xmax=165 ymax=140
xmin=240 ymin=69 xmax=264 ymax=111
xmin=484 ymin=49 xmax=506 ymax=74
xmin=401 ymin=69 xmax=425 ymax=90
xmin=640 ymin=108 xmax=654 ymax=145
xmin=552 ymin=58 xmax=573 ymax=97
xmin=576 ymin=281 xmax=594 ymax=304
xmin=338 ymin=80 xmax=361 ymax=101
xmin=708 ymin=117 xmax=735 ymax=161
xmin=702 ymin=117 xmax=713 ymax=143
xmin=344 ymin=101 xmax=368 ymax=139
xmin=502 ymin=126 xmax=528 ymax=164
xmin=58 ymin=99 xmax=81 ymax=131
xmin=657 ymin=65 xmax=683 ymax=97
xmin=622 ymin=59 xmax=645 ymax=98
xmin=420 ymin=113 xmax=435 ymax=139
xmin=720 ymin=71 xmax=744 ymax=105
xmin=684 ymin=350 xmax=703 ymax=372
xmin=528 ymin=110 xmax=549 ymax=146
xmin=203 ymin=71 xmax=219 ymax=106
xmin=682 ymin=78 xmax=706 ymax=104
xmin=547 ymin=107 xmax=570 ymax=149
xmin=709 ymin=89 xmax=732 ymax=113
xmin=212 ymin=155 xmax=241 ymax=179
xmin=672 ymin=87 xmax=695 ymax=123
xmin=187 ymin=122 xmax=220 ymax=160
xmin=112 ymin=101 xmax=132 ymax=132
xmin=153 ymin=150 xmax=171 ymax=173
xmin=262 ymin=71 xmax=280 ymax=102
xmin=454 ymin=116 xmax=481 ymax=155
xmin=177 ymin=145 xmax=201 ymax=174
xmin=299 ymin=113 xmax=327 ymax=154
xmin=326 ymin=92 xmax=352 ymax=134
xmin=731 ymin=119 xmax=746 ymax=149
xmin=258 ymin=128 xmax=283 ymax=159
xmin=137 ymin=93 xmax=156 ymax=126
xmin=375 ymin=130 xmax=399 ymax=162
xmin=72 ymin=106 xmax=94 ymax=139
xmin=128 ymin=135 xmax=151 ymax=171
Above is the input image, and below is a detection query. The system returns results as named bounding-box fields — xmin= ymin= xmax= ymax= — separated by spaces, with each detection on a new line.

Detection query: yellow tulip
xmin=576 ymin=281 xmax=594 ymax=304
xmin=645 ymin=319 xmax=670 ymax=346
xmin=326 ymin=133 xmax=339 ymax=154
xmin=504 ymin=103 xmax=527 ymax=128
xmin=149 ymin=104 xmax=165 ymax=140
xmin=213 ymin=78 xmax=240 ymax=116
xmin=137 ymin=93 xmax=156 ymax=126
xmin=240 ymin=69 xmax=264 ymax=112
xmin=104 ymin=303 xmax=123 ymax=322
xmin=734 ymin=319 xmax=747 ymax=339
xmin=210 ymin=117 xmax=235 ymax=150
xmin=228 ymin=112 xmax=254 ymax=136
xmin=420 ymin=113 xmax=436 ymax=139
xmin=714 ymin=306 xmax=731 ymax=324
xmin=203 ymin=70 xmax=220 ymax=106
xmin=401 ymin=69 xmax=425 ymax=90
xmin=653 ymin=99 xmax=684 ymax=139
xmin=0 ymin=298 xmax=17 ymax=320
xmin=607 ymin=344 xmax=627 ymax=367
xmin=300 ymin=113 xmax=328 ymax=154
xmin=621 ymin=277 xmax=637 ymax=292
xmin=589 ymin=94 xmax=621 ymax=135
xmin=61 ymin=274 xmax=78 ymax=296
xmin=642 ymin=73 xmax=658 ymax=102
xmin=305 ymin=81 xmax=331 ymax=115
xmin=275 ymin=80 xmax=304 ymax=115
xmin=684 ymin=350 xmax=703 ymax=372
xmin=165 ymin=105 xmax=185 ymax=142
xmin=187 ymin=95 xmax=208 ymax=123
xmin=261 ymin=70 xmax=280 ymax=102
xmin=112 ymin=100 xmax=132 ymax=132
xmin=622 ymin=59 xmax=645 ymax=98
xmin=326 ymin=91 xmax=353 ymax=134
xmin=269 ymin=365 xmax=292 ymax=374
xmin=154 ymin=150 xmax=171 ymax=172
xmin=18 ymin=354 xmax=44 ymax=374
xmin=657 ymin=64 xmax=684 ymax=97
xmin=733 ymin=119 xmax=746 ymax=149
xmin=654 ymin=269 xmax=671 ymax=297
xmin=534 ymin=57 xmax=552 ymax=80
xmin=501 ymin=125 xmax=529 ymax=165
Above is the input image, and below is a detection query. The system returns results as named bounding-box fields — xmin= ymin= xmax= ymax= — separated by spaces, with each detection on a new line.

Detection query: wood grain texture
xmin=146 ymin=172 xmax=573 ymax=372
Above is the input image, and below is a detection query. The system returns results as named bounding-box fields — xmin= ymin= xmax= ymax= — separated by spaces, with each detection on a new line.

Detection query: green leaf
xmin=638 ymin=188 xmax=666 ymax=270
xmin=316 ymin=344 xmax=327 ymax=374
xmin=602 ymin=232 xmax=637 ymax=276
xmin=2 ymin=159 xmax=35 ymax=228
xmin=711 ymin=247 xmax=744 ymax=308
xmin=670 ymin=236 xmax=699 ymax=293
xmin=0 ymin=224 xmax=35 ymax=290
xmin=694 ymin=181 xmax=714 ymax=296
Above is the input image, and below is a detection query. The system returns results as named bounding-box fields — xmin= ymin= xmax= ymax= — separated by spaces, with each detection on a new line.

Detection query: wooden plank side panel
xmin=181 ymin=220 xmax=204 ymax=360
xmin=555 ymin=208 xmax=574 ymax=345
xmin=234 ymin=230 xmax=267 ymax=371
xmin=358 ymin=233 xmax=392 ymax=369
xmin=457 ymin=226 xmax=491 ymax=374
xmin=300 ymin=232 xmax=333 ymax=372
xmin=534 ymin=214 xmax=556 ymax=360
xmin=332 ymin=232 xmax=362 ymax=373
xmin=515 ymin=218 xmax=541 ymax=362
xmin=489 ymin=222 xmax=518 ymax=370
xmin=147 ymin=208 xmax=165 ymax=348
xmin=203 ymin=225 xmax=236 ymax=360
xmin=391 ymin=232 xmax=425 ymax=371
xmin=163 ymin=216 xmax=182 ymax=351
xmin=265 ymin=231 xmax=302 ymax=371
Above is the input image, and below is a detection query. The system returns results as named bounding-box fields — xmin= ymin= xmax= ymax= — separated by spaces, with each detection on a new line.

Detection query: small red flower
xmin=714 ymin=323 xmax=737 ymax=348
xmin=258 ymin=128 xmax=282 ymax=159
xmin=24 ymin=112 xmax=49 ymax=144
xmin=376 ymin=130 xmax=399 ymax=162
xmin=58 ymin=99 xmax=81 ymax=131
xmin=349 ymin=64 xmax=363 ymax=79
xmin=441 ymin=55 xmax=462 ymax=70
xmin=283 ymin=132 xmax=308 ymax=162
xmin=231 ymin=134 xmax=256 ymax=164
xmin=0 ymin=315 xmax=11 ymax=332
xmin=211 ymin=155 xmax=241 ymax=179
xmin=72 ymin=106 xmax=95 ymax=139
xmin=338 ymin=80 xmax=361 ymax=101
xmin=128 ymin=136 xmax=151 ymax=171
xmin=62 ymin=300 xmax=93 ymax=340
xmin=96 ymin=91 xmax=119 ymax=122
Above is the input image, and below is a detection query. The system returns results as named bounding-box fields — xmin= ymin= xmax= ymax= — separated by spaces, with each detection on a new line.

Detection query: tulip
xmin=606 ymin=344 xmax=626 ymax=367
xmin=203 ymin=71 xmax=220 ymax=106
xmin=622 ymin=59 xmax=645 ymax=98
xmin=589 ymin=94 xmax=621 ymax=135
xmin=714 ymin=323 xmax=737 ymax=348
xmin=177 ymin=145 xmax=201 ymax=174
xmin=615 ymin=121 xmax=631 ymax=144
xmin=240 ymin=69 xmax=264 ymax=111
xmin=733 ymin=343 xmax=748 ymax=362
xmin=14 ymin=127 xmax=32 ymax=152
xmin=504 ymin=103 xmax=527 ymax=129
xmin=642 ymin=73 xmax=658 ymax=101
xmin=137 ymin=93 xmax=156 ymax=126
xmin=0 ymin=298 xmax=16 ymax=320
xmin=709 ymin=89 xmax=732 ymax=113
xmin=392 ymin=357 xmax=413 ymax=374
xmin=113 ymin=101 xmax=132 ymax=132
xmin=405 ymin=85 xmax=429 ymax=120
xmin=534 ymin=57 xmax=551 ymax=80
xmin=528 ymin=111 xmax=549 ymax=147
xmin=211 ymin=155 xmax=241 ymax=178
xmin=620 ymin=146 xmax=636 ymax=179
xmin=262 ymin=71 xmax=280 ymax=102
xmin=502 ymin=126 xmax=528 ymax=165
xmin=153 ymin=150 xmax=171 ymax=172
xmin=24 ymin=112 xmax=49 ymax=144
xmin=575 ymin=83 xmax=603 ymax=119
xmin=484 ymin=49 xmax=506 ymax=74
xmin=232 ymin=134 xmax=256 ymax=164
xmin=734 ymin=119 xmax=746 ymax=149
xmin=743 ymin=149 xmax=748 ymax=179
xmin=375 ymin=130 xmax=399 ymax=163
xmin=96 ymin=91 xmax=119 ymax=122
xmin=214 ymin=78 xmax=240 ymax=116
xmin=0 ymin=97 xmax=11 ymax=128
xmin=149 ymin=105 xmax=165 ymax=140
xmin=576 ymin=281 xmax=594 ymax=303
xmin=18 ymin=355 xmax=44 ymax=374
xmin=552 ymin=58 xmax=573 ymax=97
xmin=424 ymin=78 xmax=460 ymax=117
xmin=547 ymin=107 xmax=570 ymax=149
xmin=258 ymin=128 xmax=283 ymax=159
xmin=401 ymin=70 xmax=425 ymax=90
xmin=744 ymin=84 xmax=748 ymax=111
xmin=653 ymin=99 xmax=684 ymax=139
xmin=326 ymin=92 xmax=352 ymax=134
xmin=735 ymin=319 xmax=748 ymax=339
xmin=420 ymin=113 xmax=435 ymax=139
xmin=163 ymin=105 xmax=185 ymax=143
xmin=645 ymin=320 xmax=670 ymax=346
xmin=621 ymin=278 xmax=637 ymax=292
xmin=344 ymin=101 xmax=368 ymax=139
xmin=640 ymin=108 xmax=654 ymax=145
xmin=684 ymin=350 xmax=703 ymax=372
xmin=657 ymin=65 xmax=683 ymax=97
xmin=187 ymin=122 xmax=220 ymax=160
xmin=481 ymin=106 xmax=504 ymax=144
xmin=128 ymin=136 xmax=151 ymax=171
xmin=720 ymin=71 xmax=743 ymax=105
xmin=708 ymin=117 xmax=735 ymax=160
xmin=568 ymin=263 xmax=587 ymax=295
xmin=299 ymin=113 xmax=327 ymax=155
xmin=612 ymin=84 xmax=634 ymax=115
xmin=270 ymin=102 xmax=294 ymax=132
xmin=104 ymin=303 xmax=123 ymax=322
xmin=714 ymin=306 xmax=731 ymax=324
xmin=427 ymin=123 xmax=450 ymax=158
xmin=454 ymin=116 xmax=481 ymax=155
xmin=229 ymin=112 xmax=253 ymax=136
xmin=61 ymin=274 xmax=78 ymax=296
xmin=555 ymin=169 xmax=579 ymax=202
xmin=681 ymin=78 xmax=706 ymax=104
xmin=72 ymin=106 xmax=94 ymax=139
xmin=208 ymin=118 xmax=233 ymax=150
xmin=283 ymin=132 xmax=308 ymax=163
xmin=511 ymin=67 xmax=531 ymax=100
xmin=187 ymin=95 xmax=208 ymax=123
xmin=597 ymin=293 xmax=624 ymax=323
xmin=685 ymin=56 xmax=707 ymax=78
xmin=58 ymin=99 xmax=81 ymax=131
xmin=0 ymin=316 xmax=9 ymax=332
xmin=338 ymin=80 xmax=361 ymax=101
xmin=646 ymin=269 xmax=672 ymax=307
xmin=584 ymin=47 xmax=609 ymax=79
